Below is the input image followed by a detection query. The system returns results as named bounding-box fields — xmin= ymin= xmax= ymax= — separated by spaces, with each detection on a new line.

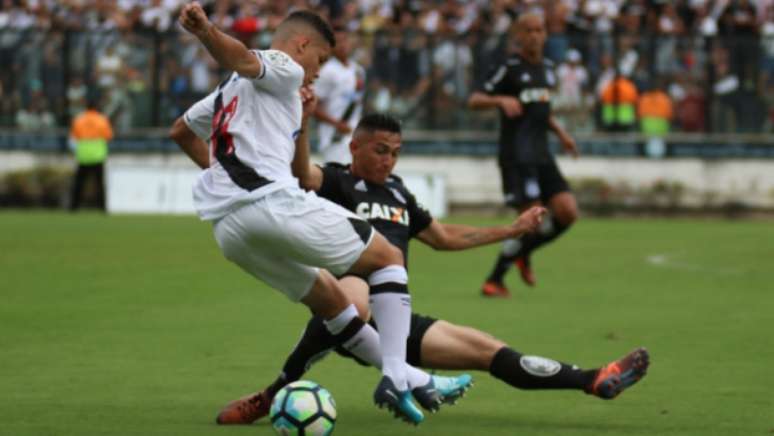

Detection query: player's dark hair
xmin=283 ymin=10 xmax=336 ymax=48
xmin=356 ymin=113 xmax=402 ymax=135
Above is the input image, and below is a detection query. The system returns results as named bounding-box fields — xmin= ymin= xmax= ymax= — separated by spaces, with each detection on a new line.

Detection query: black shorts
xmin=499 ymin=160 xmax=570 ymax=208
xmin=334 ymin=313 xmax=438 ymax=367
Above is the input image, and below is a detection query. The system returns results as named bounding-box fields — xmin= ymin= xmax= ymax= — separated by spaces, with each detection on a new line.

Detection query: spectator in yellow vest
xmin=69 ymin=98 xmax=113 ymax=211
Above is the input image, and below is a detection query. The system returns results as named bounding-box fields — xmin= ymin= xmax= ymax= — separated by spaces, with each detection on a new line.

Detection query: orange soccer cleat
xmin=587 ymin=348 xmax=650 ymax=399
xmin=514 ymin=257 xmax=536 ymax=287
xmin=481 ymin=281 xmax=511 ymax=298
xmin=215 ymin=390 xmax=271 ymax=425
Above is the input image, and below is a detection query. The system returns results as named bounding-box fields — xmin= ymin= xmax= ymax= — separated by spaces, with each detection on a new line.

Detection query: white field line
xmin=645 ymin=253 xmax=743 ymax=275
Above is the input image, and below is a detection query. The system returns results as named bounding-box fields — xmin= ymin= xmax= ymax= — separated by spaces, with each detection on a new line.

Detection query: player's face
xmin=516 ymin=16 xmax=546 ymax=54
xmin=333 ymin=31 xmax=351 ymax=60
xmin=297 ymin=37 xmax=331 ymax=85
xmin=351 ymin=130 xmax=402 ymax=185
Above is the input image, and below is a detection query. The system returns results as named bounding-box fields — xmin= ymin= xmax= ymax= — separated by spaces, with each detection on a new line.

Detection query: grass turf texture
xmin=1 ymin=211 xmax=772 ymax=436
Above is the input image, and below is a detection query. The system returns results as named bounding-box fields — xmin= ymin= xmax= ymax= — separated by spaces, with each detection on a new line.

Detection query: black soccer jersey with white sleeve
xmin=316 ymin=163 xmax=433 ymax=262
xmin=481 ymin=54 xmax=557 ymax=165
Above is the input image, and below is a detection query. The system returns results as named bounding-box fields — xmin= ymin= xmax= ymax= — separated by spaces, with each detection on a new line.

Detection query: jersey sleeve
xmin=480 ymin=62 xmax=509 ymax=95
xmin=316 ymin=164 xmax=346 ymax=204
xmin=248 ymin=49 xmax=304 ymax=95
xmin=183 ymin=90 xmax=217 ymax=140
xmin=406 ymin=190 xmax=433 ymax=236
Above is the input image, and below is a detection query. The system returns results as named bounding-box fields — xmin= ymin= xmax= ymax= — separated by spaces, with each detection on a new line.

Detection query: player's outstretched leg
xmin=586 ymin=348 xmax=650 ymax=399
xmin=373 ymin=376 xmax=424 ymax=424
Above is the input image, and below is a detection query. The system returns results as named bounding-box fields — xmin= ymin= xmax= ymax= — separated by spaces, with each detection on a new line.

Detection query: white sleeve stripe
xmin=484 ymin=65 xmax=507 ymax=91
xmin=255 ymin=51 xmax=266 ymax=79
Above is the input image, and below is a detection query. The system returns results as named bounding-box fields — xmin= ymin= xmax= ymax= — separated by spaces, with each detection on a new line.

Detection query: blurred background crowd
xmin=1 ymin=0 xmax=773 ymax=135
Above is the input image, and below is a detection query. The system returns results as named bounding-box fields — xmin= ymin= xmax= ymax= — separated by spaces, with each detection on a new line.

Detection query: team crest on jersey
xmin=266 ymin=50 xmax=289 ymax=66
xmin=356 ymin=202 xmax=410 ymax=225
xmin=521 ymin=72 xmax=531 ymax=83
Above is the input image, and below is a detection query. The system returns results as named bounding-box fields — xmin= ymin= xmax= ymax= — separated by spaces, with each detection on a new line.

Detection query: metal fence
xmin=1 ymin=28 xmax=772 ymax=134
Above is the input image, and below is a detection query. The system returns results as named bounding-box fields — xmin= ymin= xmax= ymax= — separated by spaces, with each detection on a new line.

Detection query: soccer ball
xmin=270 ymin=380 xmax=337 ymax=436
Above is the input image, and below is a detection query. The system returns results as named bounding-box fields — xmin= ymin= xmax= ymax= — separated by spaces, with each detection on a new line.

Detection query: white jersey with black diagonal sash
xmin=183 ymin=49 xmax=304 ymax=221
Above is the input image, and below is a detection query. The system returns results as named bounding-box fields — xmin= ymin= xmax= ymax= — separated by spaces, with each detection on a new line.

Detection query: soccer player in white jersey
xmin=172 ymin=3 xmax=439 ymax=424
xmin=312 ymin=26 xmax=365 ymax=164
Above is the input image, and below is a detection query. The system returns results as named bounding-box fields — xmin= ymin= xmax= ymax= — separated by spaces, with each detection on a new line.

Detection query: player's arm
xmin=468 ymin=63 xmax=522 ymax=117
xmin=169 ymin=117 xmax=210 ymax=169
xmin=416 ymin=206 xmax=546 ymax=251
xmin=548 ymin=116 xmax=579 ymax=158
xmin=179 ymin=2 xmax=262 ymax=79
xmin=292 ymin=86 xmax=324 ymax=191
xmin=467 ymin=92 xmax=522 ymax=118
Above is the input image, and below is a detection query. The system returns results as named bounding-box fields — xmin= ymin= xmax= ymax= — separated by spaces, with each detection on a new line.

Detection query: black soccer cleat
xmin=373 ymin=376 xmax=424 ymax=425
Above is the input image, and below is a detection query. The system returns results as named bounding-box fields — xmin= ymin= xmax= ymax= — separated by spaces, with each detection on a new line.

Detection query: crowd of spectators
xmin=1 ymin=0 xmax=772 ymax=134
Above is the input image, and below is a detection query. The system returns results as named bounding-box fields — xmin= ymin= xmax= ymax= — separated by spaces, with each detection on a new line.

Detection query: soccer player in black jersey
xmin=468 ymin=13 xmax=580 ymax=297
xmin=213 ymin=113 xmax=649 ymax=425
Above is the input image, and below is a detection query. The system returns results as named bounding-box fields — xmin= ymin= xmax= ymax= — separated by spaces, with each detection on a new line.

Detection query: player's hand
xmin=513 ymin=206 xmax=547 ymax=234
xmin=179 ymin=2 xmax=211 ymax=38
xmin=300 ymin=85 xmax=318 ymax=119
xmin=559 ymin=133 xmax=579 ymax=158
xmin=498 ymin=96 xmax=523 ymax=118
xmin=335 ymin=121 xmax=352 ymax=134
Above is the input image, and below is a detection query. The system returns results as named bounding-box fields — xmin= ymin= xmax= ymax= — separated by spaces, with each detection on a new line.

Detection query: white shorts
xmin=212 ymin=186 xmax=374 ymax=302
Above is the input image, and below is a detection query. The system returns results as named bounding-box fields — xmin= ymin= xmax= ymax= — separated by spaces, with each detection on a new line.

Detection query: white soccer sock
xmin=369 ymin=265 xmax=412 ymax=391
xmin=322 ymin=304 xmax=360 ymax=335
xmin=406 ymin=364 xmax=431 ymax=388
xmin=340 ymin=321 xmax=382 ymax=367
xmin=339 ymin=323 xmax=431 ymax=389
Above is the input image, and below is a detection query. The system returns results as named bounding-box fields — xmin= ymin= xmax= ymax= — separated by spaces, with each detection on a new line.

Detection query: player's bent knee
xmin=302 ymin=271 xmax=349 ymax=319
xmin=552 ymin=196 xmax=579 ymax=226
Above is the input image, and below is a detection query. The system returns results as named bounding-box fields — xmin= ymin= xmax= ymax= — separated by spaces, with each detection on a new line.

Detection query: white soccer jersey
xmin=314 ymin=57 xmax=364 ymax=162
xmin=183 ymin=49 xmax=304 ymax=221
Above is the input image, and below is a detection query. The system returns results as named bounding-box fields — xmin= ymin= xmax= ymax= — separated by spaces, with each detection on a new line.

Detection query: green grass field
xmin=1 ymin=211 xmax=773 ymax=436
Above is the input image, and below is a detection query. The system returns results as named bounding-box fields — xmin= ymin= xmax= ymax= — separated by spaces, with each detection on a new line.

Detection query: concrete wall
xmin=394 ymin=156 xmax=774 ymax=209
xmin=3 ymin=151 xmax=774 ymax=210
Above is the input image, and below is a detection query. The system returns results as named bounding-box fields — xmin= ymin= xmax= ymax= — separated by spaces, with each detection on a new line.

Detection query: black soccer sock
xmin=487 ymin=252 xmax=516 ymax=284
xmin=279 ymin=316 xmax=337 ymax=385
xmin=516 ymin=215 xmax=570 ymax=259
xmin=489 ymin=347 xmax=597 ymax=391
xmin=486 ymin=216 xmax=570 ymax=283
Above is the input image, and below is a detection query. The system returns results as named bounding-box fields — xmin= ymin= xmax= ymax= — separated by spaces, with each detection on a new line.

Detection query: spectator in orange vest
xmin=637 ymin=82 xmax=673 ymax=136
xmin=600 ymin=75 xmax=639 ymax=131
xmin=69 ymin=97 xmax=113 ymax=211
xmin=637 ymin=82 xmax=673 ymax=157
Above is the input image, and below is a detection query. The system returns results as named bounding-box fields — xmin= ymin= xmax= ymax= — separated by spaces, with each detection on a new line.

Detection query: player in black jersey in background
xmin=468 ymin=13 xmax=580 ymax=297
xmin=214 ymin=113 xmax=649 ymax=425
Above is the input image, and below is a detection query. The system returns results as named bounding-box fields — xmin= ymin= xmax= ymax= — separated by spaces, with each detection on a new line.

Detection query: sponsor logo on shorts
xmin=525 ymin=178 xmax=541 ymax=199
xmin=519 ymin=355 xmax=561 ymax=377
